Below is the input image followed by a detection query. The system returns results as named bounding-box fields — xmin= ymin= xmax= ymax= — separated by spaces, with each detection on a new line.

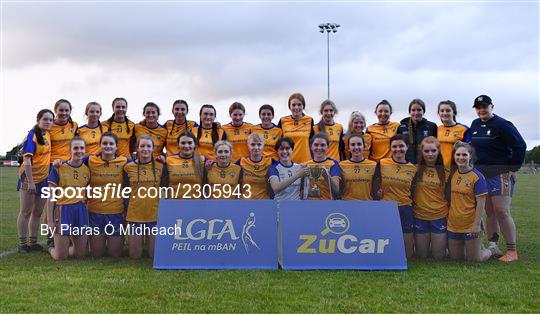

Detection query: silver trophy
xmin=309 ymin=166 xmax=323 ymax=197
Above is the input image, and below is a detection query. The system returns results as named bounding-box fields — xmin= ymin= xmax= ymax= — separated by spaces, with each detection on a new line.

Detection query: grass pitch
xmin=0 ymin=167 xmax=539 ymax=313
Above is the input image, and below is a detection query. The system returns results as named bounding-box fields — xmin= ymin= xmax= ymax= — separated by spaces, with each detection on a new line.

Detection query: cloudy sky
xmin=1 ymin=1 xmax=538 ymax=154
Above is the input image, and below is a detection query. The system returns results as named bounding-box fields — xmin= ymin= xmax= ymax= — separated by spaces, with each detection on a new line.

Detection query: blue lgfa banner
xmin=279 ymin=200 xmax=407 ymax=270
xmin=153 ymin=200 xmax=278 ymax=270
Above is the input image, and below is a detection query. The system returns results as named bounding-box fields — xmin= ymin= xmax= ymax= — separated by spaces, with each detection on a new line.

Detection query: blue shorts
xmin=447 ymin=231 xmax=476 ymax=241
xmin=57 ymin=203 xmax=90 ymax=236
xmin=398 ymin=205 xmax=414 ymax=234
xmin=414 ymin=217 xmax=447 ymax=234
xmin=486 ymin=173 xmax=515 ymax=197
xmin=89 ymin=212 xmax=124 ymax=237
xmin=126 ymin=221 xmax=157 ymax=236
xmin=17 ymin=177 xmax=48 ymax=196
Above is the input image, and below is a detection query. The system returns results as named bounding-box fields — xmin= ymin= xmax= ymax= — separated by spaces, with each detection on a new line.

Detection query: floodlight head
xmin=319 ymin=29 xmax=324 ymax=33
xmin=319 ymin=24 xmax=325 ymax=28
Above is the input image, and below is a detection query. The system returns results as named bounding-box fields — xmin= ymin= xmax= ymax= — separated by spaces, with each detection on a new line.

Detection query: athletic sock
xmin=506 ymin=243 xmax=516 ymax=251
xmin=28 ymin=236 xmax=38 ymax=246
xmin=488 ymin=233 xmax=499 ymax=243
xmin=19 ymin=237 xmax=27 ymax=247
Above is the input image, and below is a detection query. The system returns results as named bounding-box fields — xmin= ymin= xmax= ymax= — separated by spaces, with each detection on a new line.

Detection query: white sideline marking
xmin=0 ymin=242 xmax=46 ymax=258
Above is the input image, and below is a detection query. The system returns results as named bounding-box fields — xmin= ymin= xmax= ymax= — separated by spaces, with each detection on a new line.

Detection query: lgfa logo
xmin=174 ymin=212 xmax=259 ymax=254
xmin=297 ymin=212 xmax=390 ymax=254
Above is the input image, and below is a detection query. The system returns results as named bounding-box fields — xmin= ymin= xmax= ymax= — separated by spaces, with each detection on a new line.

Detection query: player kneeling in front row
xmin=47 ymin=137 xmax=90 ymax=260
xmin=447 ymin=142 xmax=494 ymax=262
xmin=124 ymin=135 xmax=168 ymax=259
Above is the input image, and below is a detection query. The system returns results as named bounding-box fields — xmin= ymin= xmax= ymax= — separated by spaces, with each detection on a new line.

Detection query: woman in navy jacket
xmin=397 ymin=99 xmax=438 ymax=164
xmin=469 ymin=95 xmax=526 ymax=263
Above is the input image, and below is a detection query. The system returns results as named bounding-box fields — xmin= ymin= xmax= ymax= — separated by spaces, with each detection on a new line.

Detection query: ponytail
xmin=33 ymin=109 xmax=55 ymax=145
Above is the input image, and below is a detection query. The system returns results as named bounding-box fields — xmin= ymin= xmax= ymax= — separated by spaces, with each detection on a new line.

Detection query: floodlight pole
xmin=318 ymin=22 xmax=340 ymax=100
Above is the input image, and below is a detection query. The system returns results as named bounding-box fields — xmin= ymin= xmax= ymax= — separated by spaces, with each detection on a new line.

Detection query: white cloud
xmin=1 ymin=2 xmax=538 ymax=153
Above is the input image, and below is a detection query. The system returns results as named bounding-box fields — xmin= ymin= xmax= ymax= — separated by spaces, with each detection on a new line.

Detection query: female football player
xmin=447 ymin=142 xmax=493 ymax=262
xmin=378 ymin=134 xmax=417 ymax=258
xmin=192 ymin=104 xmax=226 ymax=160
xmin=343 ymin=111 xmax=372 ymax=160
xmin=437 ymin=100 xmax=470 ymax=169
xmin=167 ymin=131 xmax=205 ymax=199
xmin=50 ymin=99 xmax=78 ymax=163
xmin=278 ymin=93 xmax=314 ymax=163
xmin=237 ymin=133 xmax=273 ymax=199
xmin=17 ymin=109 xmax=54 ymax=253
xmin=469 ymin=95 xmax=526 ymax=262
xmin=268 ymin=137 xmax=310 ymax=200
xmin=104 ymin=97 xmax=135 ymax=157
xmin=124 ymin=135 xmax=168 ymax=259
xmin=165 ymin=100 xmax=198 ymax=156
xmin=413 ymin=137 xmax=448 ymax=259
xmin=313 ymin=100 xmax=344 ymax=161
xmin=339 ymin=134 xmax=378 ymax=200
xmin=85 ymin=132 xmax=131 ymax=257
xmin=222 ymin=102 xmax=253 ymax=162
xmin=304 ymin=133 xmax=341 ymax=200
xmin=77 ymin=102 xmax=103 ymax=156
xmin=252 ymin=104 xmax=282 ymax=161
xmin=397 ymin=99 xmax=437 ymax=164
xmin=367 ymin=100 xmax=400 ymax=162
xmin=204 ymin=140 xmax=243 ymax=199
xmin=133 ymin=102 xmax=167 ymax=158
xmin=47 ymin=137 xmax=90 ymax=260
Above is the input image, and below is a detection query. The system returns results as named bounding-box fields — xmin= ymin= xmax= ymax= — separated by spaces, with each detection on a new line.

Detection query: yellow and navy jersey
xmin=343 ymin=133 xmax=372 ymax=160
xmin=413 ymin=166 xmax=449 ymax=220
xmin=124 ymin=160 xmax=168 ymax=223
xmin=222 ymin=122 xmax=253 ymax=162
xmin=49 ymin=121 xmax=78 ymax=162
xmin=191 ymin=126 xmax=226 ymax=160
xmin=103 ymin=119 xmax=135 ymax=157
xmin=237 ymin=156 xmax=273 ymax=199
xmin=379 ymin=158 xmax=417 ymax=206
xmin=48 ymin=162 xmax=90 ymax=205
xmin=166 ymin=154 xmax=205 ymax=199
xmin=76 ymin=124 xmax=103 ymax=156
xmin=448 ymin=168 xmax=488 ymax=233
xmin=367 ymin=122 xmax=400 ymax=162
xmin=339 ymin=159 xmax=378 ymax=200
xmin=278 ymin=115 xmax=314 ymax=163
xmin=84 ymin=154 xmax=131 ymax=215
xmin=134 ymin=123 xmax=168 ymax=158
xmin=305 ymin=158 xmax=341 ymax=200
xmin=313 ymin=123 xmax=345 ymax=161
xmin=437 ymin=123 xmax=470 ymax=169
xmin=204 ymin=163 xmax=243 ymax=199
xmin=251 ymin=124 xmax=282 ymax=161
xmin=19 ymin=130 xmax=51 ymax=183
xmin=164 ymin=120 xmax=198 ymax=156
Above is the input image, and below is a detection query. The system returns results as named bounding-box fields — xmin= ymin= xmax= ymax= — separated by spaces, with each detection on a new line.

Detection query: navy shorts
xmin=57 ymin=203 xmax=90 ymax=236
xmin=486 ymin=172 xmax=515 ymax=197
xmin=398 ymin=205 xmax=414 ymax=234
xmin=89 ymin=212 xmax=124 ymax=237
xmin=447 ymin=231 xmax=476 ymax=241
xmin=17 ymin=177 xmax=48 ymax=196
xmin=126 ymin=221 xmax=157 ymax=236
xmin=414 ymin=217 xmax=447 ymax=234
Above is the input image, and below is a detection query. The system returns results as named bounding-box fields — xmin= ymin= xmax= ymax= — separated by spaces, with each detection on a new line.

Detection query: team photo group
xmin=16 ymin=92 xmax=526 ymax=264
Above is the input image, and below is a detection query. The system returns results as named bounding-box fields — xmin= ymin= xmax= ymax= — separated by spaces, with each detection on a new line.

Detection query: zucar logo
xmin=297 ymin=212 xmax=390 ymax=254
